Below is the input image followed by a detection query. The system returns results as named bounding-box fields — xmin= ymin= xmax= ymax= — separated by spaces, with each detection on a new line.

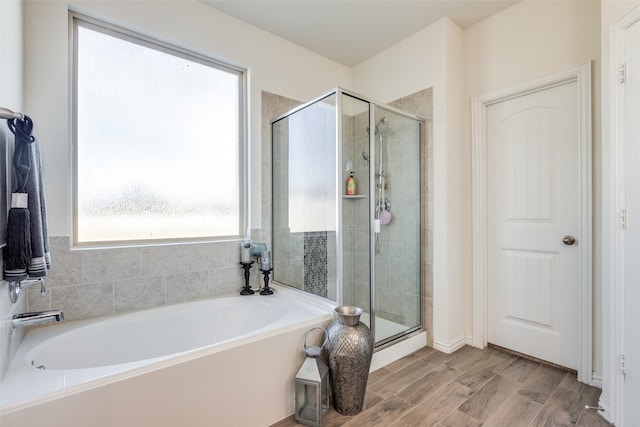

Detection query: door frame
xmin=605 ymin=6 xmax=640 ymax=425
xmin=471 ymin=62 xmax=593 ymax=384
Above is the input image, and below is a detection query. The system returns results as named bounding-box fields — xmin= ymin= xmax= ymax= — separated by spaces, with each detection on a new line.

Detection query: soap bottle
xmin=346 ymin=171 xmax=356 ymax=195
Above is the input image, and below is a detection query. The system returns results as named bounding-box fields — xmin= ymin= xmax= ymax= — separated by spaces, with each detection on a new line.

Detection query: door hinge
xmin=619 ymin=208 xmax=627 ymax=229
xmin=619 ymin=62 xmax=627 ymax=83
xmin=620 ymin=354 xmax=627 ymax=375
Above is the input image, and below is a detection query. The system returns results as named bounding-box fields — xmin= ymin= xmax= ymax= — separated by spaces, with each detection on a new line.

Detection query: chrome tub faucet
xmin=11 ymin=310 xmax=64 ymax=329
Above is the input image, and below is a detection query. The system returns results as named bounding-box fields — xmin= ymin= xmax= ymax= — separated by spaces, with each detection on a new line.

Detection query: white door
xmin=486 ymin=81 xmax=580 ymax=370
xmin=623 ymin=17 xmax=640 ymax=427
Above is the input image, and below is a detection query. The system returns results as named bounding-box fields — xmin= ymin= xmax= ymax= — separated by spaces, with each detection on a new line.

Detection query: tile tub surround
xmin=24 ymin=235 xmax=272 ymax=321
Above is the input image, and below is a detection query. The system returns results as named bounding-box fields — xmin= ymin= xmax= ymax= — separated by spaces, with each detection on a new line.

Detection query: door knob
xmin=562 ymin=235 xmax=576 ymax=246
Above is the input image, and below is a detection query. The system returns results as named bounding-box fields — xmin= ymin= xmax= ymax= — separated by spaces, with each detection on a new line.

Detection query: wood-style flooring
xmin=272 ymin=345 xmax=611 ymax=427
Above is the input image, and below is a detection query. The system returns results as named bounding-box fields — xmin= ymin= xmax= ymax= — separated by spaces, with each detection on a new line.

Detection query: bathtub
xmin=0 ymin=285 xmax=334 ymax=427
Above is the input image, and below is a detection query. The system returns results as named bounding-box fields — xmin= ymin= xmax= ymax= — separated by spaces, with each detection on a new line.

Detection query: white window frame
xmin=70 ymin=12 xmax=248 ymax=247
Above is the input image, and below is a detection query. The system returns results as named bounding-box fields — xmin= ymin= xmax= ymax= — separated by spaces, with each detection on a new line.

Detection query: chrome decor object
xmin=325 ymin=306 xmax=373 ymax=416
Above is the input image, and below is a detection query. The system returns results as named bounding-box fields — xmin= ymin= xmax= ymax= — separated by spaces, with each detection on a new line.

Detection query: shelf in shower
xmin=343 ymin=195 xmax=366 ymax=199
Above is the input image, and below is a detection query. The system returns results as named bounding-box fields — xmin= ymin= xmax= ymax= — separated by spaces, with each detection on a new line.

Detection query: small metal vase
xmin=325 ymin=306 xmax=373 ymax=416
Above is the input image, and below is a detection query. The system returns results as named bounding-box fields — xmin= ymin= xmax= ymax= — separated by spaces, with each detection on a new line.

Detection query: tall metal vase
xmin=325 ymin=306 xmax=373 ymax=416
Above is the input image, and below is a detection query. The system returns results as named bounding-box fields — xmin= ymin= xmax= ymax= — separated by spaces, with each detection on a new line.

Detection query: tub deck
xmin=0 ymin=286 xmax=333 ymax=421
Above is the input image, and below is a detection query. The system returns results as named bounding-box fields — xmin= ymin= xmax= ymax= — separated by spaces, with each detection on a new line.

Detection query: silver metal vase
xmin=325 ymin=306 xmax=373 ymax=416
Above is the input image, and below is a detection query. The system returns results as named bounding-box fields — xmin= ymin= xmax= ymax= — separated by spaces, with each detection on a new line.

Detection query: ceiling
xmin=202 ymin=0 xmax=519 ymax=67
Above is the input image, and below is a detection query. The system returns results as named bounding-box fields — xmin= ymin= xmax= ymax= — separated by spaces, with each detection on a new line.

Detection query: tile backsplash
xmin=25 ymin=234 xmax=270 ymax=322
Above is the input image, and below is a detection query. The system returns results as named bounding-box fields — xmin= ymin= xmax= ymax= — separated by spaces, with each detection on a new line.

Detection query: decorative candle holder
xmin=260 ymin=250 xmax=271 ymax=271
xmin=260 ymin=268 xmax=274 ymax=295
xmin=239 ymin=261 xmax=255 ymax=295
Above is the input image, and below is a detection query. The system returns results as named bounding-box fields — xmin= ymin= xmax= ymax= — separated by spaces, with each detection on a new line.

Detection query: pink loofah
xmin=379 ymin=210 xmax=392 ymax=225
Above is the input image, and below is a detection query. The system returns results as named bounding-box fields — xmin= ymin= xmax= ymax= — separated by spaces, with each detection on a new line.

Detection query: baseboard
xmin=591 ymin=371 xmax=602 ymax=389
xmin=432 ymin=334 xmax=471 ymax=354
xmin=597 ymin=396 xmax=613 ymax=424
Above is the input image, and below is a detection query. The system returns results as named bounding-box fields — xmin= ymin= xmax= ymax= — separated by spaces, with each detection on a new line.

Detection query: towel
xmin=3 ymin=116 xmax=50 ymax=282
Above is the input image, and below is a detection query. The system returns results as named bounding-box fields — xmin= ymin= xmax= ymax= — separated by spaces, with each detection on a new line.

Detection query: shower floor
xmin=360 ymin=312 xmax=411 ymax=342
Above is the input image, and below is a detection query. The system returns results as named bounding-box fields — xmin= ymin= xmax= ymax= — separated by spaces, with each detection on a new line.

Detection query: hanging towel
xmin=4 ymin=116 xmax=50 ymax=282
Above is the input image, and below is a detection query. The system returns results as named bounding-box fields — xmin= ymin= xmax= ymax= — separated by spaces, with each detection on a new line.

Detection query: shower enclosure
xmin=271 ymin=88 xmax=423 ymax=347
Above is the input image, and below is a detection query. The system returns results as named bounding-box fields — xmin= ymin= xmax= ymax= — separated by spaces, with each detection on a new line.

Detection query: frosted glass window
xmin=72 ymin=16 xmax=245 ymax=245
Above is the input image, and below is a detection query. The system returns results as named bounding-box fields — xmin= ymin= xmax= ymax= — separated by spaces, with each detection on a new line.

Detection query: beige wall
xmin=464 ymin=0 xmax=601 ymax=372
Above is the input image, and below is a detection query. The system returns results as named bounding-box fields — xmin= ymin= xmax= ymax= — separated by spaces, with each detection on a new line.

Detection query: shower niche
xmin=271 ymin=88 xmax=424 ymax=347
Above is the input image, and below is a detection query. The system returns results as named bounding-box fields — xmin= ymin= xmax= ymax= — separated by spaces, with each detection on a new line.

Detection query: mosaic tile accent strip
xmin=304 ymin=231 xmax=328 ymax=297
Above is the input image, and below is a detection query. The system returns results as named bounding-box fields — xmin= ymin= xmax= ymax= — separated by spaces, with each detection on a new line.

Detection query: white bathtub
xmin=0 ymin=286 xmax=334 ymax=427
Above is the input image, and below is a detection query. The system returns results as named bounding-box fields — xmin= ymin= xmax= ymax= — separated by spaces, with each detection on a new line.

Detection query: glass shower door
xmin=371 ymin=106 xmax=422 ymax=344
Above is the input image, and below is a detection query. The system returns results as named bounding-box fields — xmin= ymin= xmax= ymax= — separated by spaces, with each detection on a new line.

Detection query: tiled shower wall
xmin=374 ymin=116 xmax=422 ymax=327
xmin=303 ymin=231 xmax=328 ymax=298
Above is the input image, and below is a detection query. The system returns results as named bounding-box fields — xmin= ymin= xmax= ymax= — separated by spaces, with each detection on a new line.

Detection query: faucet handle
xmin=7 ymin=278 xmax=46 ymax=304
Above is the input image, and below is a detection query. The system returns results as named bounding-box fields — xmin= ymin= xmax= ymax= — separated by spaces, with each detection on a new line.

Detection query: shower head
xmin=366 ymin=117 xmax=388 ymax=135
xmin=361 ymin=151 xmax=369 ymax=162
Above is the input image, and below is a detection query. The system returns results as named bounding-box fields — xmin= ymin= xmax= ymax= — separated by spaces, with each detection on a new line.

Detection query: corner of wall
xmin=434 ymin=15 xmax=469 ymax=345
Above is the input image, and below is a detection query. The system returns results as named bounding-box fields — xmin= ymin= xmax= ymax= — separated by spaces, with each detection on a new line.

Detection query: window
xmin=72 ymin=14 xmax=246 ymax=245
